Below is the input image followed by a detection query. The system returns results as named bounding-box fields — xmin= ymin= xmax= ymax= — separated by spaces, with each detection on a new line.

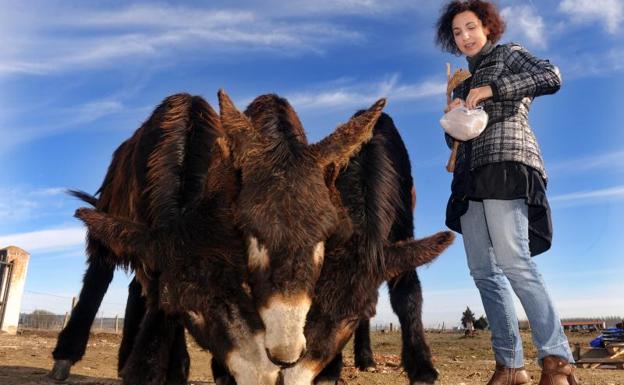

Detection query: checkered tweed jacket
xmin=449 ymin=43 xmax=561 ymax=181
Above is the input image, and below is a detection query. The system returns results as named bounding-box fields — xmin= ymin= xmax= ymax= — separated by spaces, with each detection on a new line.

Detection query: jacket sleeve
xmin=444 ymin=133 xmax=454 ymax=149
xmin=490 ymin=44 xmax=561 ymax=101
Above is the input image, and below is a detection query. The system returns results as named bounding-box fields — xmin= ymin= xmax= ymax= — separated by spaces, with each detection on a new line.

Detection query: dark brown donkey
xmin=50 ymin=90 xmax=386 ymax=384
xmin=219 ymin=92 xmax=386 ymax=366
xmin=213 ymin=112 xmax=453 ymax=385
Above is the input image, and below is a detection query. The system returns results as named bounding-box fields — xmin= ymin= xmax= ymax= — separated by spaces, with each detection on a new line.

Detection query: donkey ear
xmin=382 ymin=231 xmax=454 ymax=280
xmin=311 ymin=98 xmax=386 ymax=169
xmin=218 ymin=89 xmax=262 ymax=168
xmin=75 ymin=208 xmax=154 ymax=268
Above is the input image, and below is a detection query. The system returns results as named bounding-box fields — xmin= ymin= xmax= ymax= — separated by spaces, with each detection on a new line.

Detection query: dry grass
xmin=0 ymin=329 xmax=622 ymax=384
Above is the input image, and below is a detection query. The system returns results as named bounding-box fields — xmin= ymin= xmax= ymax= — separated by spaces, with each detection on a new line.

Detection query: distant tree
xmin=474 ymin=315 xmax=488 ymax=330
xmin=461 ymin=307 xmax=476 ymax=329
xmin=31 ymin=309 xmax=55 ymax=316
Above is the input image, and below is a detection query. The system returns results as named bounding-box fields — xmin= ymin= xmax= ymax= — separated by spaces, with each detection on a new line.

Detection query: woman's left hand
xmin=465 ymin=85 xmax=493 ymax=109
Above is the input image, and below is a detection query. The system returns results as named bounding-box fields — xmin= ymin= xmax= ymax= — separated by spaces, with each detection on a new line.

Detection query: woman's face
xmin=452 ymin=11 xmax=490 ymax=57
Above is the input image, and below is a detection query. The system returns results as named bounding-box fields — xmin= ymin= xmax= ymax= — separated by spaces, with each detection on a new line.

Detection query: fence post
xmin=115 ymin=315 xmax=119 ymax=334
xmin=389 ymin=322 xmax=393 ymax=332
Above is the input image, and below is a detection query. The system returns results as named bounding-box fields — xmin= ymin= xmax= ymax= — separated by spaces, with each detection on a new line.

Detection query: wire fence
xmin=18 ymin=290 xmax=124 ymax=333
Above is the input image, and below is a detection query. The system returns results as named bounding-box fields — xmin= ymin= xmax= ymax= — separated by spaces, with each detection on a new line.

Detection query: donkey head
xmin=218 ymin=90 xmax=385 ymax=366
xmin=282 ymin=231 xmax=455 ymax=384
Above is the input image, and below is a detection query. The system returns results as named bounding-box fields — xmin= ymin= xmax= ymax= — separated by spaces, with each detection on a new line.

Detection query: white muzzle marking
xmin=224 ymin=305 xmax=279 ymax=385
xmin=260 ymin=294 xmax=311 ymax=364
xmin=281 ymin=362 xmax=318 ymax=385
xmin=226 ymin=333 xmax=280 ymax=385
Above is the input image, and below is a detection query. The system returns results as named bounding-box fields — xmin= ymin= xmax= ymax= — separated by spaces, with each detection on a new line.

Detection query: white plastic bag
xmin=440 ymin=101 xmax=488 ymax=141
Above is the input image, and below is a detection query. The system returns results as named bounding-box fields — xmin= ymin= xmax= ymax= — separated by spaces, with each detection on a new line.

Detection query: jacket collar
xmin=467 ymin=41 xmax=494 ymax=73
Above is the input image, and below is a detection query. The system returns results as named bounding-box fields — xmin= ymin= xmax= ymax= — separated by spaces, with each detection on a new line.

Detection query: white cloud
xmin=0 ymin=227 xmax=86 ymax=253
xmin=559 ymin=0 xmax=624 ymax=34
xmin=550 ymin=185 xmax=624 ymax=206
xmin=0 ymin=187 xmax=75 ymax=225
xmin=501 ymin=6 xmax=547 ymax=50
xmin=267 ymin=0 xmax=422 ymax=16
xmin=64 ymin=6 xmax=255 ymax=28
xmin=549 ymin=150 xmax=624 ymax=173
xmin=286 ymin=74 xmax=445 ymax=111
xmin=28 ymin=187 xmax=67 ymax=197
xmin=0 ymin=4 xmax=364 ymax=77
xmin=562 ymin=47 xmax=624 ymax=78
xmin=0 ymin=98 xmax=127 ymax=150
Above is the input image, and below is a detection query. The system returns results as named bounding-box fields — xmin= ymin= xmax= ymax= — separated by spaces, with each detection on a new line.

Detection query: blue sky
xmin=1 ymin=0 xmax=622 ymax=328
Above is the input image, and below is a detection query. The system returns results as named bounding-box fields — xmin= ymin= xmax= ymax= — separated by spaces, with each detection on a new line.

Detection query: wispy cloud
xmin=285 ymin=74 xmax=445 ymax=111
xmin=0 ymin=98 xmax=129 ymax=150
xmin=549 ymin=150 xmax=624 ymax=173
xmin=263 ymin=0 xmax=432 ymax=16
xmin=0 ymin=227 xmax=86 ymax=253
xmin=562 ymin=47 xmax=624 ymax=78
xmin=0 ymin=187 xmax=73 ymax=226
xmin=559 ymin=0 xmax=624 ymax=34
xmin=550 ymin=185 xmax=624 ymax=206
xmin=0 ymin=4 xmax=363 ymax=77
xmin=501 ymin=6 xmax=547 ymax=50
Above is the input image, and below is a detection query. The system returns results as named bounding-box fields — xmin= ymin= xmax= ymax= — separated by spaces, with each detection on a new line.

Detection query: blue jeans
xmin=460 ymin=199 xmax=574 ymax=368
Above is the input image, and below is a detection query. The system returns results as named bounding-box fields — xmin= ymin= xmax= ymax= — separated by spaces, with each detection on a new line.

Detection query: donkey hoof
xmin=409 ymin=367 xmax=439 ymax=385
xmin=48 ymin=359 xmax=72 ymax=381
xmin=355 ymin=357 xmax=376 ymax=372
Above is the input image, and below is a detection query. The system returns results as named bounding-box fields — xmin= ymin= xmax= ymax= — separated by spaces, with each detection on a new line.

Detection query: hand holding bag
xmin=440 ymin=100 xmax=488 ymax=141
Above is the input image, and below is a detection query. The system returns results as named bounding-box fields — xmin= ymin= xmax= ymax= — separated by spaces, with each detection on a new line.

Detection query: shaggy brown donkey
xmin=50 ymin=93 xmax=220 ymax=383
xmin=211 ymin=112 xmax=453 ymax=385
xmin=344 ymin=112 xmax=441 ymax=384
xmin=282 ymin=112 xmax=454 ymax=385
xmin=218 ymin=91 xmax=387 ymax=366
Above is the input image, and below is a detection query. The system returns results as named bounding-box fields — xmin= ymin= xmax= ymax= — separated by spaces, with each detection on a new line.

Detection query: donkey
xmin=50 ymin=93 xmax=218 ymax=382
xmin=213 ymin=112 xmax=451 ymax=385
xmin=218 ymin=92 xmax=386 ymax=366
xmin=344 ymin=112 xmax=441 ymax=383
xmin=50 ymin=90 xmax=386 ymax=382
xmin=282 ymin=112 xmax=452 ymax=385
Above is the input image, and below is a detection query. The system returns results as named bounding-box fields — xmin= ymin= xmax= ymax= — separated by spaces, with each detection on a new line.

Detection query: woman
xmin=435 ymin=1 xmax=579 ymax=385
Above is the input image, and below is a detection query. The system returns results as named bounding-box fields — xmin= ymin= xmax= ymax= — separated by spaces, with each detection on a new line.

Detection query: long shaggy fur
xmin=280 ymin=113 xmax=453 ymax=385
xmin=51 ymin=93 xmax=222 ymax=380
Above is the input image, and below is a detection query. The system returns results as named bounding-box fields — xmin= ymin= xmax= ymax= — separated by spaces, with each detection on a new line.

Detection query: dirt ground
xmin=1 ymin=329 xmax=622 ymax=385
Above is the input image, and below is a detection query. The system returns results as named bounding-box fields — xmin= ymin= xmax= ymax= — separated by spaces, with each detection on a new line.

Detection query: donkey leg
xmin=118 ymin=277 xmax=146 ymax=375
xmin=121 ymin=308 xmax=177 ymax=385
xmin=49 ymin=258 xmax=115 ymax=380
xmin=313 ymin=353 xmax=343 ymax=385
xmin=165 ymin=321 xmax=190 ymax=385
xmin=388 ymin=270 xmax=437 ymax=384
xmin=353 ymin=319 xmax=376 ymax=371
xmin=211 ymin=358 xmax=237 ymax=385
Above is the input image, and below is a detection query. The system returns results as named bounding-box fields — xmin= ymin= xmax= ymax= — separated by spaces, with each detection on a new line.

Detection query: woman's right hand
xmin=444 ymin=98 xmax=463 ymax=113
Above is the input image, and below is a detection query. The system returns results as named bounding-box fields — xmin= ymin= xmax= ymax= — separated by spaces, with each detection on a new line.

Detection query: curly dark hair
xmin=435 ymin=0 xmax=506 ymax=56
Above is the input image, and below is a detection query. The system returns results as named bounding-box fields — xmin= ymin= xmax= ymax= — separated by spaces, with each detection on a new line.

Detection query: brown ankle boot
xmin=538 ymin=356 xmax=579 ymax=385
xmin=487 ymin=363 xmax=531 ymax=385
